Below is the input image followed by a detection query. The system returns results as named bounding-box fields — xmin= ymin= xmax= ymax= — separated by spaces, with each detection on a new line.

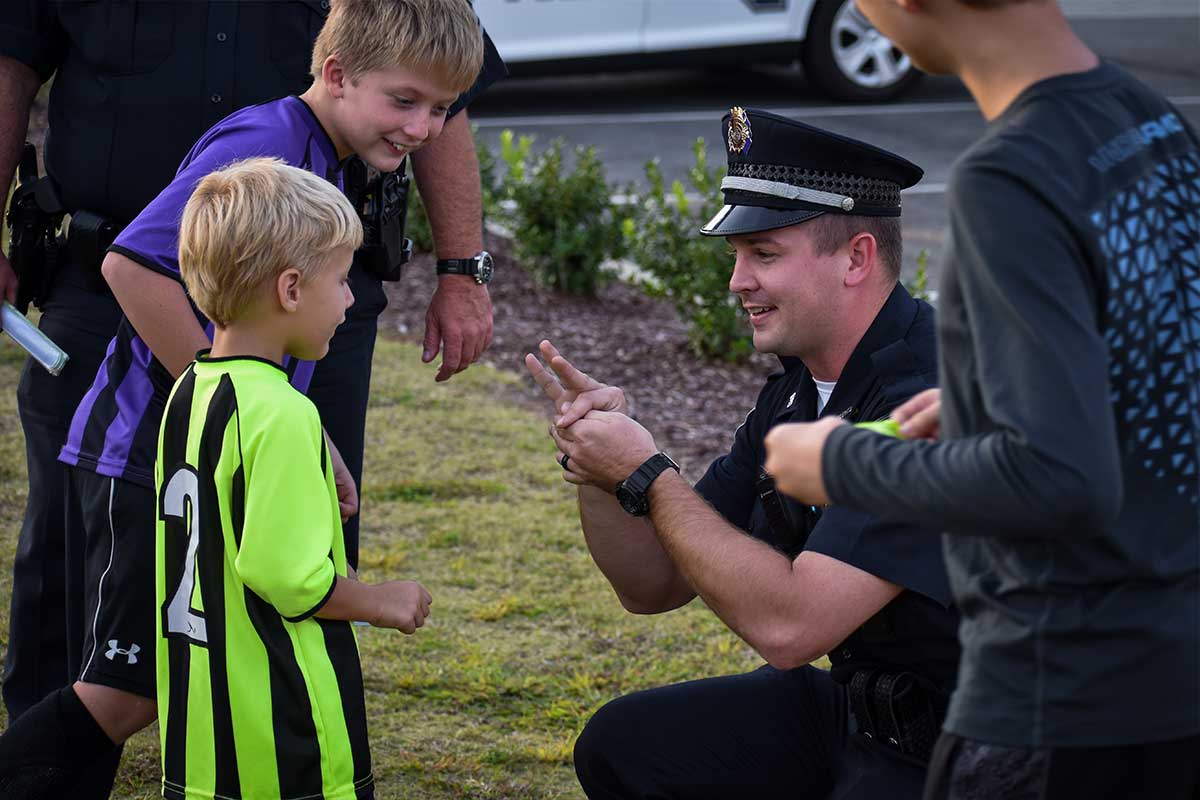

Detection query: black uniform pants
xmin=4 ymin=262 xmax=122 ymax=719
xmin=574 ymin=665 xmax=930 ymax=800
xmin=306 ymin=263 xmax=388 ymax=571
xmin=923 ymin=732 xmax=1200 ymax=800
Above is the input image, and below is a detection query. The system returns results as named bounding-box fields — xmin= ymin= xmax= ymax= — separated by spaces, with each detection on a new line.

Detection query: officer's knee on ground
xmin=574 ymin=695 xmax=645 ymax=795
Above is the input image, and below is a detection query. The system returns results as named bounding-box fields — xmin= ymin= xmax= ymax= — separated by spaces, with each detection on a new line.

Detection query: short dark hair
xmin=806 ymin=214 xmax=902 ymax=281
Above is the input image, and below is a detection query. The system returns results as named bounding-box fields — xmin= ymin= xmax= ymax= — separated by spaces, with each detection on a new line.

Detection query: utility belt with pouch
xmin=6 ymin=143 xmax=122 ymax=311
xmin=848 ymin=667 xmax=947 ymax=765
xmin=344 ymin=156 xmax=412 ymax=282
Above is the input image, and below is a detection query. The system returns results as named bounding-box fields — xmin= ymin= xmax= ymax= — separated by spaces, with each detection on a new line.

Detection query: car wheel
xmin=802 ymin=0 xmax=922 ymax=102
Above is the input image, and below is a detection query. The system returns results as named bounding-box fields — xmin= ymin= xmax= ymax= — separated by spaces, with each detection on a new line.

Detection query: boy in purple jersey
xmin=0 ymin=1 xmax=483 ymax=796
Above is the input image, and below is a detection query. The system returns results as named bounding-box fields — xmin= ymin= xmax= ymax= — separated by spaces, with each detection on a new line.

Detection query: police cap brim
xmin=699 ymin=204 xmax=824 ymax=237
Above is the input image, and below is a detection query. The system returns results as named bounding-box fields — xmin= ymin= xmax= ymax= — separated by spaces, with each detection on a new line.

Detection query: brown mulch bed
xmin=380 ymin=234 xmax=779 ymax=479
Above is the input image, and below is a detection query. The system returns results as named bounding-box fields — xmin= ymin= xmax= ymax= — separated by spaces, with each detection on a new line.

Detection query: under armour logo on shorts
xmin=105 ymin=640 xmax=141 ymax=665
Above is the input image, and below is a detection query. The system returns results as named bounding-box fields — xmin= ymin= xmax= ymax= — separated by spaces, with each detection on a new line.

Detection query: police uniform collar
xmin=823 ymin=284 xmax=920 ymax=416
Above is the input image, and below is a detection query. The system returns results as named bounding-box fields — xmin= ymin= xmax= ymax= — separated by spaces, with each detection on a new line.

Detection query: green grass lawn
xmin=0 ymin=332 xmax=766 ymax=798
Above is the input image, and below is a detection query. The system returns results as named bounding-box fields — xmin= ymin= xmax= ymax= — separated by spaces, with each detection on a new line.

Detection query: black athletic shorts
xmin=64 ymin=467 xmax=158 ymax=699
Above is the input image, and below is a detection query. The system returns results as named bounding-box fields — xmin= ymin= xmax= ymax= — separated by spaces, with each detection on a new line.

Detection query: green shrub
xmin=905 ymin=248 xmax=933 ymax=302
xmin=499 ymin=130 xmax=626 ymax=296
xmin=624 ymin=139 xmax=753 ymax=362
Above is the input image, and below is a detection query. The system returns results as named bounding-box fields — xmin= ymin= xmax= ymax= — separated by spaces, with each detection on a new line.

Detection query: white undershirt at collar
xmin=814 ymin=378 xmax=837 ymax=415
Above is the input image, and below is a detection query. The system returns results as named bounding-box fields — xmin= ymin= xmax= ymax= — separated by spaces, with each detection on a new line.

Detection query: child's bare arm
xmin=316 ymin=576 xmax=432 ymax=634
xmin=102 ymin=252 xmax=209 ymax=378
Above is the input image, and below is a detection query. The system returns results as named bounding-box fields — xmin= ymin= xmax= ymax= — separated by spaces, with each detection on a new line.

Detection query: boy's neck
xmin=950 ymin=5 xmax=1099 ymax=121
xmin=209 ymin=324 xmax=287 ymax=367
xmin=299 ymin=82 xmax=353 ymax=161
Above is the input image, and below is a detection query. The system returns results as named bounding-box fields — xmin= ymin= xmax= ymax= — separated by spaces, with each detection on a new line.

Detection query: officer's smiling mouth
xmin=745 ymin=304 xmax=777 ymax=323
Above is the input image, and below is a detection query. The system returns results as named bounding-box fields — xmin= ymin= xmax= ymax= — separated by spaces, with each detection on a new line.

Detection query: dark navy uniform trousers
xmin=575 ymin=664 xmax=929 ymax=800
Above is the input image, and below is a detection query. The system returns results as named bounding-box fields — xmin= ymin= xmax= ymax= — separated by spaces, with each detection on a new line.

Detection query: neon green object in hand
xmin=854 ymin=418 xmax=904 ymax=438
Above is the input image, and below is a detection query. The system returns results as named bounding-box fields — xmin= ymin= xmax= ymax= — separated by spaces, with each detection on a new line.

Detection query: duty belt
xmin=848 ymin=668 xmax=946 ymax=764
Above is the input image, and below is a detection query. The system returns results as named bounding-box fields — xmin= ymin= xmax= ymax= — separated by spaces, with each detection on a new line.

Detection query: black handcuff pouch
xmin=345 ymin=157 xmax=412 ymax=282
xmin=848 ymin=668 xmax=945 ymax=765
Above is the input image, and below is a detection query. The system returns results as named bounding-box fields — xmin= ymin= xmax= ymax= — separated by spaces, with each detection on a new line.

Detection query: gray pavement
xmin=469 ymin=13 xmax=1200 ymax=285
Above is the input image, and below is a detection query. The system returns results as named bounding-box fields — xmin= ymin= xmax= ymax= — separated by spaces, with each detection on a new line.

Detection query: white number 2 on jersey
xmin=161 ymin=466 xmax=209 ymax=646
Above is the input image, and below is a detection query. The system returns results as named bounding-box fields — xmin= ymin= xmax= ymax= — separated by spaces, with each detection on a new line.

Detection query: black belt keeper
xmin=848 ymin=668 xmax=945 ymax=764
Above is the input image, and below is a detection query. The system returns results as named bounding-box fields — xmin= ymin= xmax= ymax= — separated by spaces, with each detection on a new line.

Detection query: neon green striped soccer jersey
xmin=155 ymin=353 xmax=372 ymax=800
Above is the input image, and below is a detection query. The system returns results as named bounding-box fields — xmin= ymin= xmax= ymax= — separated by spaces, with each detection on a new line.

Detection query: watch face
xmin=476 ymin=251 xmax=494 ymax=284
xmin=616 ymin=482 xmax=650 ymax=516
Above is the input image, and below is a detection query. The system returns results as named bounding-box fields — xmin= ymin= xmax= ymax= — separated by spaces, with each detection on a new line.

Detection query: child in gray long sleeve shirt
xmin=761 ymin=2 xmax=1200 ymax=799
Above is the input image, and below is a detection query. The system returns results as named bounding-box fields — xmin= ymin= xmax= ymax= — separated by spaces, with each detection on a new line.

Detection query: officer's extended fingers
xmin=524 ymin=354 xmax=565 ymax=401
xmin=549 ymin=354 xmax=601 ymax=394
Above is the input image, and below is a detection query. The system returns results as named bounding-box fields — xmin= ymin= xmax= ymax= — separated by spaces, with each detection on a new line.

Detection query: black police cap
xmin=700 ymin=108 xmax=924 ymax=237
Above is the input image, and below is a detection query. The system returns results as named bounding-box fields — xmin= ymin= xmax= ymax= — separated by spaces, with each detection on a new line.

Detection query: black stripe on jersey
xmin=230 ymin=412 xmax=246 ymax=551
xmin=196 ymin=375 xmax=242 ymax=798
xmin=158 ymin=366 xmax=197 ymax=790
xmin=75 ymin=322 xmax=137 ymax=466
xmin=318 ymin=617 xmax=373 ymax=785
xmin=244 ymin=589 xmax=326 ymax=797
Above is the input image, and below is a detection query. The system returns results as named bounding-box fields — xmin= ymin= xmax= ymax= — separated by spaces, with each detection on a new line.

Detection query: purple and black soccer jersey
xmin=59 ymin=96 xmax=344 ymax=488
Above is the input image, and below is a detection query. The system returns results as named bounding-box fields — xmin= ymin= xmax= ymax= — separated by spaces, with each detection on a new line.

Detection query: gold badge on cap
xmin=728 ymin=106 xmax=752 ymax=155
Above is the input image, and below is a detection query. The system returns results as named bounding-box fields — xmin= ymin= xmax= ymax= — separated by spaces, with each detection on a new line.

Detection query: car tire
xmin=802 ymin=0 xmax=922 ymax=102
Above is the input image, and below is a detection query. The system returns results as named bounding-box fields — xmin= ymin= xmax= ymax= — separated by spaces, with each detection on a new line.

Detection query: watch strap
xmin=435 ymin=257 xmax=477 ymax=275
xmin=618 ymin=452 xmax=680 ymax=515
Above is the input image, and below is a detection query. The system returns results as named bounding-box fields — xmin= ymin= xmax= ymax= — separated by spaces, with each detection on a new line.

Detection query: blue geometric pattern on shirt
xmin=1091 ymin=150 xmax=1199 ymax=508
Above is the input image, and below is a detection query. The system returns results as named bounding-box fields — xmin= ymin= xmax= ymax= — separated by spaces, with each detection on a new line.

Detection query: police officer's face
xmin=727 ymin=226 xmax=845 ymax=361
xmin=334 ymin=64 xmax=458 ymax=172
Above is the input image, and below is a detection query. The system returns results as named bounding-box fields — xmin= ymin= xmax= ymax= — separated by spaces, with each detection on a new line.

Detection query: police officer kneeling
xmin=525 ymin=109 xmax=959 ymax=799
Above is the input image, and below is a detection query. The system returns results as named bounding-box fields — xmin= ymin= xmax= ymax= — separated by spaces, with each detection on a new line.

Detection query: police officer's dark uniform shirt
xmin=696 ymin=284 xmax=960 ymax=695
xmin=2 ymin=0 xmax=505 ymax=225
xmin=823 ymin=62 xmax=1200 ymax=748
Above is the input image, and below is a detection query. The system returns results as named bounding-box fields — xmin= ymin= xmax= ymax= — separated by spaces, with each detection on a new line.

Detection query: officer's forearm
xmin=577 ymin=485 xmax=696 ymax=614
xmin=101 ymin=253 xmax=209 ymax=378
xmin=645 ymin=471 xmax=900 ymax=669
xmin=410 ymin=111 xmax=483 ymax=259
xmin=0 ymin=56 xmax=43 ymax=224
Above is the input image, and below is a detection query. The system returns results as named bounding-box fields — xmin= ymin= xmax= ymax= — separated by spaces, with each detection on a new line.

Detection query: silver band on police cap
xmin=720 ymin=175 xmax=856 ymax=212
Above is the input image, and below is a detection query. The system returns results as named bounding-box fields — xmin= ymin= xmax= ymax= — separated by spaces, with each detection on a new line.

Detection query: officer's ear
xmin=321 ymin=55 xmax=348 ymax=98
xmin=843 ymin=232 xmax=877 ymax=288
xmin=277 ymin=267 xmax=304 ymax=313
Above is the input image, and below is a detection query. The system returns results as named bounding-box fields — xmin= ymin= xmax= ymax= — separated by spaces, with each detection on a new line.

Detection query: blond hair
xmin=179 ymin=158 xmax=363 ymax=327
xmin=310 ymin=0 xmax=483 ymax=95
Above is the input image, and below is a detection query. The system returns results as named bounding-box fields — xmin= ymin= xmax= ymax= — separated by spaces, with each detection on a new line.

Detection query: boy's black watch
xmin=436 ymin=250 xmax=494 ymax=284
xmin=615 ymin=453 xmax=680 ymax=516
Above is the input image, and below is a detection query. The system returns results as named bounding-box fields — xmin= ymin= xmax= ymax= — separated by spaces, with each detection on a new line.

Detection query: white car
xmin=474 ymin=0 xmax=920 ymax=102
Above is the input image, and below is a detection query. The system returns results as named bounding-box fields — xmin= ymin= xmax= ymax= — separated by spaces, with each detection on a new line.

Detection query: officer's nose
xmin=728 ymin=250 xmax=757 ymax=295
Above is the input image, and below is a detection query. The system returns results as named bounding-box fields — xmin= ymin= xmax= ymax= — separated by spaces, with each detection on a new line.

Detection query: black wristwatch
xmin=615 ymin=453 xmax=680 ymax=516
xmin=436 ymin=250 xmax=494 ymax=284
